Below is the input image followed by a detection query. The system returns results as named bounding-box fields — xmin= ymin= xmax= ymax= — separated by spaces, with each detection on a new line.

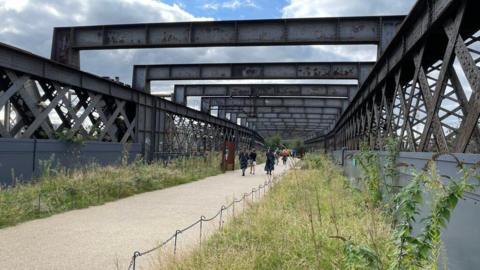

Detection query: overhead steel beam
xmin=173 ymin=84 xmax=357 ymax=105
xmin=242 ymin=114 xmax=337 ymax=120
xmin=133 ymin=63 xmax=370 ymax=91
xmin=212 ymin=106 xmax=341 ymax=115
xmin=246 ymin=118 xmax=335 ymax=123
xmin=248 ymin=123 xmax=334 ymax=131
xmin=203 ymin=97 xmax=349 ymax=109
xmin=256 ymin=127 xmax=330 ymax=132
xmin=51 ymin=16 xmax=405 ymax=67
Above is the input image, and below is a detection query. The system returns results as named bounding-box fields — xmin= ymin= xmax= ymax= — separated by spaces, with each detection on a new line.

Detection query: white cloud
xmin=0 ymin=0 xmax=212 ymax=82
xmin=202 ymin=0 xmax=257 ymax=10
xmin=0 ymin=0 xmax=30 ymax=12
xmin=282 ymin=0 xmax=414 ymax=18
xmin=281 ymin=0 xmax=416 ymax=69
xmin=1 ymin=0 xmax=416 ymax=88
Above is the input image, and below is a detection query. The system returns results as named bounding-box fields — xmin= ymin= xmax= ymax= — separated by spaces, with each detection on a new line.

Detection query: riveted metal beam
xmin=51 ymin=16 xmax=404 ymax=67
xmin=133 ymin=63 xmax=371 ymax=91
xmin=172 ymin=84 xmax=357 ymax=105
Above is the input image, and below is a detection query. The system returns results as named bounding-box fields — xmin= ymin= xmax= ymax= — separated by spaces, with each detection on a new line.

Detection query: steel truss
xmin=0 ymin=43 xmax=259 ymax=160
xmin=308 ymin=0 xmax=480 ymax=153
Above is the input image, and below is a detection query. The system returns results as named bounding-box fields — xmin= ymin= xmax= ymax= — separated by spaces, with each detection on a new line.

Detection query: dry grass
xmin=0 ymin=153 xmax=222 ymax=228
xmin=158 ymin=155 xmax=394 ymax=270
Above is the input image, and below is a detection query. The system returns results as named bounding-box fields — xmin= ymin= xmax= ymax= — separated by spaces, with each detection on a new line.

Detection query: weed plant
xmin=161 ymin=151 xmax=479 ymax=270
xmin=0 ymin=153 xmax=222 ymax=228
xmin=162 ymin=155 xmax=394 ymax=270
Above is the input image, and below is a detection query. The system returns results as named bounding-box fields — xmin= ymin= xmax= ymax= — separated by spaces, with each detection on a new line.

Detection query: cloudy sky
xmin=0 ymin=0 xmax=416 ymax=94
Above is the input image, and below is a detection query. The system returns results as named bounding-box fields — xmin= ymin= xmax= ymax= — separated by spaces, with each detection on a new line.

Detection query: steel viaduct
xmin=1 ymin=0 xmax=480 ymax=268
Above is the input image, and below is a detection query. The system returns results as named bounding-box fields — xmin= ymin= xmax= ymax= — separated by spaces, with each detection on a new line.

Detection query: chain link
xmin=127 ymin=172 xmax=282 ymax=270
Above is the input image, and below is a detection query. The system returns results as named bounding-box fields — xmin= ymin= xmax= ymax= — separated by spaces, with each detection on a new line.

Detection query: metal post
xmin=131 ymin=251 xmax=140 ymax=270
xmin=219 ymin=206 xmax=225 ymax=229
xmin=37 ymin=192 xmax=41 ymax=214
xmin=173 ymin=230 xmax=180 ymax=256
xmin=243 ymin=193 xmax=247 ymax=210
xmin=199 ymin=216 xmax=205 ymax=247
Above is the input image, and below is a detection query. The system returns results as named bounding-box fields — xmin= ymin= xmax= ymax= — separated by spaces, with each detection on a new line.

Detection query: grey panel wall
xmin=0 ymin=138 xmax=142 ymax=186
xmin=333 ymin=150 xmax=480 ymax=270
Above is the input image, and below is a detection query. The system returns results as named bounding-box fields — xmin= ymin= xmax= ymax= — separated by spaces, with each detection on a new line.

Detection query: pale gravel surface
xmin=0 ymin=162 xmax=290 ymax=270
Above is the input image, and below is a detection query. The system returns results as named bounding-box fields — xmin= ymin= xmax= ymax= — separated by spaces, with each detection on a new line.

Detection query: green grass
xmin=0 ymin=153 xmax=223 ymax=228
xmin=162 ymin=155 xmax=394 ymax=270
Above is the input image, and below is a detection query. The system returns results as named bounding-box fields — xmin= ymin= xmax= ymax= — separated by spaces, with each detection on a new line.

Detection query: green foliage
xmin=390 ymin=170 xmax=426 ymax=270
xmin=0 ymin=153 xmax=222 ymax=228
xmin=53 ymin=128 xmax=99 ymax=145
xmin=355 ymin=142 xmax=383 ymax=205
xmin=165 ymin=155 xmax=394 ymax=270
xmin=285 ymin=138 xmax=305 ymax=153
xmin=389 ymin=161 xmax=477 ymax=270
xmin=385 ymin=138 xmax=400 ymax=184
xmin=344 ymin=241 xmax=381 ymax=269
xmin=149 ymin=149 xmax=478 ymax=270
xmin=264 ymin=133 xmax=282 ymax=149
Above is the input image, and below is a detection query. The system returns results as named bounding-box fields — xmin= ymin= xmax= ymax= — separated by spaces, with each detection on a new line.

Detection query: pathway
xmin=0 ymin=162 xmax=290 ymax=270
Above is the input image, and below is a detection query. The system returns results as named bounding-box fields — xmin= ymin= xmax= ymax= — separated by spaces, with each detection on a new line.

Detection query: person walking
xmin=265 ymin=149 xmax=275 ymax=175
xmin=282 ymin=148 xmax=288 ymax=165
xmin=239 ymin=150 xmax=249 ymax=176
xmin=274 ymin=148 xmax=280 ymax=165
xmin=249 ymin=149 xmax=257 ymax=175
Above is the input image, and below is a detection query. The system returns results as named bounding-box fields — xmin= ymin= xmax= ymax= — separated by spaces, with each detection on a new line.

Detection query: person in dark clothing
xmin=239 ymin=150 xmax=249 ymax=176
xmin=249 ymin=149 xmax=257 ymax=175
xmin=265 ymin=149 xmax=275 ymax=175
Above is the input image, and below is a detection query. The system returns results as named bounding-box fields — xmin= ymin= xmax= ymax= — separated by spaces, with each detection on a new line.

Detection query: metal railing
xmin=127 ymin=172 xmax=283 ymax=270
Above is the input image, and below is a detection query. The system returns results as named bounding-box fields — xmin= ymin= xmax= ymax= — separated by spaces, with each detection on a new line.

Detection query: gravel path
xmin=0 ymin=162 xmax=290 ymax=270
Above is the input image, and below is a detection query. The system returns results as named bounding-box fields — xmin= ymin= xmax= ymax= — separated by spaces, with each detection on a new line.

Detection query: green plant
xmin=385 ymin=138 xmax=400 ymax=191
xmin=390 ymin=170 xmax=426 ymax=270
xmin=264 ymin=133 xmax=282 ymax=149
xmin=164 ymin=154 xmax=394 ymax=270
xmin=0 ymin=152 xmax=223 ymax=228
xmin=389 ymin=159 xmax=478 ymax=270
xmin=343 ymin=240 xmax=380 ymax=269
xmin=355 ymin=141 xmax=383 ymax=205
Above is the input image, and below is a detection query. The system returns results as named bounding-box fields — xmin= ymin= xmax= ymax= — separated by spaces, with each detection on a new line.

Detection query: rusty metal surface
xmin=0 ymin=42 xmax=260 ymax=163
xmin=310 ymin=0 xmax=480 ymax=154
xmin=132 ymin=62 xmax=371 ymax=91
xmin=51 ymin=16 xmax=404 ymax=67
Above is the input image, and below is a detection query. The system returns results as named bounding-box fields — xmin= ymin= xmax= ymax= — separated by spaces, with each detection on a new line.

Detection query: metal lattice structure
xmin=0 ymin=69 xmax=137 ymax=143
xmin=307 ymin=0 xmax=480 ymax=154
xmin=0 ymin=43 xmax=258 ymax=161
xmin=2 ymin=0 xmax=479 ymax=162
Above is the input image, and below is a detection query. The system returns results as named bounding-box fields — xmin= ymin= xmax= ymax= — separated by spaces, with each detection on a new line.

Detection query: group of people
xmin=238 ymin=148 xmax=292 ymax=177
xmin=239 ymin=149 xmax=257 ymax=176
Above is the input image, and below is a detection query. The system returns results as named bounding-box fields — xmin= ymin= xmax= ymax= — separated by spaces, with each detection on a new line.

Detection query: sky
xmin=0 ymin=0 xmax=417 ymax=95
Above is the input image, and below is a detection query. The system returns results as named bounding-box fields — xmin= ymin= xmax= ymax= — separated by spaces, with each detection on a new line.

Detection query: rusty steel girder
xmin=51 ymin=17 xmax=404 ymax=68
xmin=308 ymin=0 xmax=480 ymax=154
xmin=0 ymin=43 xmax=260 ymax=160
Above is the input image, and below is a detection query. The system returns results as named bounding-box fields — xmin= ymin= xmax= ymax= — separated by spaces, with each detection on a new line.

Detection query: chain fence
xmin=127 ymin=172 xmax=282 ymax=270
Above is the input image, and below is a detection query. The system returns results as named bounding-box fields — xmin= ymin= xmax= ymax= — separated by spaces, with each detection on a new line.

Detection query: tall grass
xmin=0 ymin=153 xmax=223 ymax=228
xmin=161 ymin=155 xmax=394 ymax=270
